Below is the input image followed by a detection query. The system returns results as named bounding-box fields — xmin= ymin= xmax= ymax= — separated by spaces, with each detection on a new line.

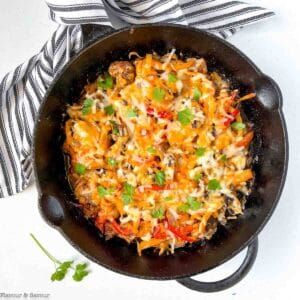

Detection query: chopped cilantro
xmin=208 ymin=179 xmax=221 ymax=191
xmin=152 ymin=87 xmax=166 ymax=101
xmin=177 ymin=108 xmax=194 ymax=126
xmin=82 ymin=98 xmax=93 ymax=115
xmin=154 ymin=171 xmax=166 ymax=186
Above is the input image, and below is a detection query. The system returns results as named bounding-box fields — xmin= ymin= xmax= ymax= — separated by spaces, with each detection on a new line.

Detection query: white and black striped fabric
xmin=0 ymin=0 xmax=274 ymax=198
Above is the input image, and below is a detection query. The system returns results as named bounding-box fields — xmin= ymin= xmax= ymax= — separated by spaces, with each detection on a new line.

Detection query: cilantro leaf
xmin=122 ymin=194 xmax=132 ymax=205
xmin=104 ymin=105 xmax=115 ymax=116
xmin=97 ymin=186 xmax=115 ymax=198
xmin=178 ymin=203 xmax=189 ymax=213
xmin=151 ymin=207 xmax=164 ymax=219
xmin=152 ymin=87 xmax=166 ymax=102
xmin=168 ymin=73 xmax=178 ymax=83
xmin=97 ymin=73 xmax=114 ymax=90
xmin=164 ymin=196 xmax=173 ymax=201
xmin=194 ymin=173 xmax=203 ymax=181
xmin=51 ymin=270 xmax=66 ymax=281
xmin=154 ymin=171 xmax=166 ymax=186
xmin=208 ymin=179 xmax=221 ymax=191
xmin=109 ymin=120 xmax=120 ymax=135
xmin=72 ymin=263 xmax=89 ymax=282
xmin=195 ymin=147 xmax=206 ymax=157
xmin=187 ymin=196 xmax=201 ymax=211
xmin=126 ymin=108 xmax=138 ymax=117
xmin=74 ymin=163 xmax=86 ymax=175
xmin=193 ymin=87 xmax=202 ymax=101
xmin=123 ymin=182 xmax=134 ymax=196
xmin=177 ymin=108 xmax=194 ymax=126
xmin=107 ymin=158 xmax=117 ymax=167
xmin=220 ymin=154 xmax=227 ymax=162
xmin=231 ymin=122 xmax=246 ymax=130
xmin=122 ymin=182 xmax=135 ymax=205
xmin=30 ymin=233 xmax=89 ymax=283
xmin=147 ymin=146 xmax=156 ymax=155
xmin=51 ymin=260 xmax=73 ymax=281
xmin=82 ymin=98 xmax=93 ymax=115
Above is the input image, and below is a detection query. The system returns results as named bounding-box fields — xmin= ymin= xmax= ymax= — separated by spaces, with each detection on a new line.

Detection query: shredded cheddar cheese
xmin=64 ymin=51 xmax=255 ymax=255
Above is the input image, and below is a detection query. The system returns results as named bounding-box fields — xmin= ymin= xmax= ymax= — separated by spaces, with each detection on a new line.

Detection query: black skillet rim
xmin=32 ymin=23 xmax=289 ymax=280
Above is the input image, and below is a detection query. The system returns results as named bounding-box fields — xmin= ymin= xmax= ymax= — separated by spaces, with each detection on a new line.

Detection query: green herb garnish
xmin=82 ymin=98 xmax=93 ymax=115
xmin=177 ymin=108 xmax=194 ymax=126
xmin=194 ymin=173 xmax=203 ymax=181
xmin=154 ymin=171 xmax=166 ymax=186
xmin=168 ymin=73 xmax=178 ymax=83
xmin=178 ymin=203 xmax=190 ymax=212
xmin=122 ymin=182 xmax=135 ymax=205
xmin=72 ymin=263 xmax=89 ymax=282
xmin=195 ymin=147 xmax=206 ymax=157
xmin=220 ymin=154 xmax=227 ymax=162
xmin=97 ymin=185 xmax=115 ymax=198
xmin=30 ymin=233 xmax=89 ymax=282
xmin=231 ymin=122 xmax=246 ymax=130
xmin=126 ymin=108 xmax=138 ymax=117
xmin=151 ymin=207 xmax=164 ymax=219
xmin=187 ymin=196 xmax=201 ymax=211
xmin=97 ymin=73 xmax=114 ymax=90
xmin=208 ymin=179 xmax=221 ymax=191
xmin=164 ymin=196 xmax=173 ymax=201
xmin=193 ymin=87 xmax=202 ymax=101
xmin=104 ymin=105 xmax=115 ymax=115
xmin=109 ymin=120 xmax=120 ymax=135
xmin=152 ymin=87 xmax=166 ymax=101
xmin=147 ymin=146 xmax=156 ymax=155
xmin=74 ymin=163 xmax=86 ymax=175
xmin=107 ymin=158 xmax=117 ymax=167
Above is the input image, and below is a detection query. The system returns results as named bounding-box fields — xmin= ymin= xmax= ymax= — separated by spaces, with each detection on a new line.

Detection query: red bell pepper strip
xmin=157 ymin=110 xmax=173 ymax=120
xmin=224 ymin=108 xmax=240 ymax=126
xmin=110 ymin=219 xmax=131 ymax=236
xmin=146 ymin=105 xmax=155 ymax=116
xmin=165 ymin=222 xmax=196 ymax=242
xmin=153 ymin=224 xmax=167 ymax=239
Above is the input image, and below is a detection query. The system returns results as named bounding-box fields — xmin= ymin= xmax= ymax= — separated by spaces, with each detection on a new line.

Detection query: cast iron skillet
xmin=33 ymin=24 xmax=288 ymax=292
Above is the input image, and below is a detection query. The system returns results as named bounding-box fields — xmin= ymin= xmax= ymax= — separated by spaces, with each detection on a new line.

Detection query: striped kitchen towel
xmin=0 ymin=0 xmax=274 ymax=198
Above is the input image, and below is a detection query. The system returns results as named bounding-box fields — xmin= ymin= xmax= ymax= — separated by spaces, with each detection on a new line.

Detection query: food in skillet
xmin=64 ymin=51 xmax=256 ymax=255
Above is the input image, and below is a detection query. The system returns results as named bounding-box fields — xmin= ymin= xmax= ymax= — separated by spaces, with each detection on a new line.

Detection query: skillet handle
xmin=81 ymin=24 xmax=115 ymax=47
xmin=176 ymin=238 xmax=258 ymax=293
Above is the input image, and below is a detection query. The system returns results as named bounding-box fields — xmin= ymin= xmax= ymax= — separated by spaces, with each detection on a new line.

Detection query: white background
xmin=0 ymin=0 xmax=299 ymax=299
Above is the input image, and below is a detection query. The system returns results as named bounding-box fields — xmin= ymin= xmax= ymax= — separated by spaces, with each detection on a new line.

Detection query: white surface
xmin=0 ymin=0 xmax=299 ymax=299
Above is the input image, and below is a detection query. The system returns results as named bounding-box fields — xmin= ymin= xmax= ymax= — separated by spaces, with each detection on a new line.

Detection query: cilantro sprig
xmin=126 ymin=108 xmax=138 ymax=118
xmin=122 ymin=182 xmax=135 ymax=205
xmin=168 ymin=73 xmax=178 ymax=83
xmin=109 ymin=120 xmax=120 ymax=135
xmin=30 ymin=233 xmax=89 ymax=282
xmin=152 ymin=87 xmax=166 ymax=101
xmin=151 ymin=207 xmax=164 ymax=219
xmin=178 ymin=196 xmax=202 ymax=212
xmin=97 ymin=185 xmax=115 ymax=198
xmin=74 ymin=163 xmax=86 ymax=175
xmin=208 ymin=179 xmax=221 ymax=190
xmin=177 ymin=108 xmax=194 ymax=126
xmin=147 ymin=146 xmax=156 ymax=155
xmin=193 ymin=87 xmax=202 ymax=101
xmin=82 ymin=98 xmax=93 ymax=115
xmin=195 ymin=147 xmax=206 ymax=157
xmin=104 ymin=105 xmax=115 ymax=116
xmin=97 ymin=73 xmax=114 ymax=90
xmin=154 ymin=171 xmax=166 ymax=186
